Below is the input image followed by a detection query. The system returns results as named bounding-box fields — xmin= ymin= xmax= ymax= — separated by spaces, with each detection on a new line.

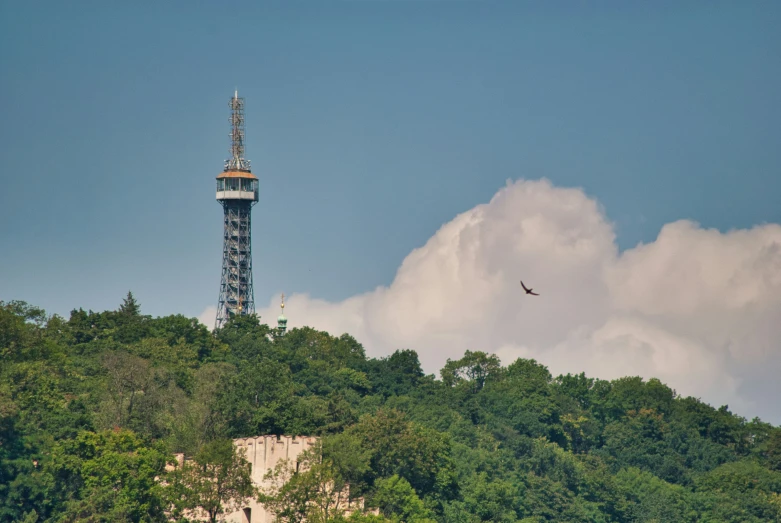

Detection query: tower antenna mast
xmin=225 ymin=90 xmax=251 ymax=172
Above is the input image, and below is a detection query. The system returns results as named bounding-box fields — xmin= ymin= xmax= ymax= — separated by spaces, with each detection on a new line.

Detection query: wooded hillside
xmin=2 ymin=295 xmax=780 ymax=522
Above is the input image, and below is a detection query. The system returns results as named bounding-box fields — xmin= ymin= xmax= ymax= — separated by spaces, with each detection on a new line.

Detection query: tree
xmin=97 ymin=350 xmax=154 ymax=430
xmin=149 ymin=314 xmax=227 ymax=362
xmin=259 ymin=444 xmax=359 ymax=523
xmin=763 ymin=430 xmax=781 ymax=472
xmin=371 ymin=475 xmax=435 ymax=523
xmin=168 ymin=363 xmax=236 ymax=455
xmin=113 ymin=292 xmax=153 ymax=343
xmin=482 ymin=358 xmax=564 ymax=442
xmin=45 ymin=429 xmax=170 ymax=522
xmin=217 ymin=359 xmax=298 ymax=438
xmin=165 ymin=438 xmax=256 ymax=523
xmin=693 ymin=460 xmax=781 ymax=522
xmin=440 ymin=351 xmax=502 ymax=392
xmin=343 ymin=409 xmax=457 ymax=500
xmin=0 ymin=301 xmax=47 ymax=363
xmin=363 ymin=349 xmax=425 ymax=398
xmin=119 ymin=292 xmax=141 ymax=317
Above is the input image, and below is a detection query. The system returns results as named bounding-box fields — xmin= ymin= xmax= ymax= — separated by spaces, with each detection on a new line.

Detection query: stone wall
xmin=224 ymin=435 xmax=318 ymax=523
xmin=171 ymin=434 xmax=369 ymax=523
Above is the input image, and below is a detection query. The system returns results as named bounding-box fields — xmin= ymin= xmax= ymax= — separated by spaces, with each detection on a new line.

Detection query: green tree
xmin=217 ymin=358 xmax=298 ymax=437
xmin=96 ymin=350 xmax=155 ymax=431
xmin=482 ymin=358 xmax=564 ymax=443
xmin=599 ymin=408 xmax=688 ymax=484
xmin=119 ymin=292 xmax=141 ymax=317
xmin=614 ymin=467 xmax=694 ymax=523
xmin=693 ymin=460 xmax=781 ymax=522
xmin=45 ymin=429 xmax=169 ymax=523
xmin=344 ymin=408 xmax=457 ymax=500
xmin=440 ymin=351 xmax=502 ymax=392
xmin=165 ymin=438 xmax=256 ymax=523
xmin=168 ymin=363 xmax=235 ymax=455
xmin=149 ymin=314 xmax=227 ymax=362
xmin=260 ymin=444 xmax=357 ymax=523
xmin=362 ymin=350 xmax=425 ymax=398
xmin=371 ymin=475 xmax=435 ymax=523
xmin=763 ymin=430 xmax=781 ymax=472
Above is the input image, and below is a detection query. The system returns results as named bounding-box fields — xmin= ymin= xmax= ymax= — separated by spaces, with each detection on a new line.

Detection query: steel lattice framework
xmin=225 ymin=93 xmax=251 ymax=172
xmin=216 ymin=201 xmax=255 ymax=327
xmin=214 ymin=91 xmax=259 ymax=330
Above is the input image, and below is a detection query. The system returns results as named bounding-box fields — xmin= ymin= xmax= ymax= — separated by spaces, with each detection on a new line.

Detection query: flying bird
xmin=520 ymin=281 xmax=539 ymax=296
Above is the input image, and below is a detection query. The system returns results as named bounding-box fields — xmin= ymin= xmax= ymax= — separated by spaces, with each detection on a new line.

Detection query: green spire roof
xmin=277 ymin=293 xmax=288 ymax=333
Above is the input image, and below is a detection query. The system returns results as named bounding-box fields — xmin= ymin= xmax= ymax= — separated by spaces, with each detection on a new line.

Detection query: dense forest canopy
xmin=1 ymin=294 xmax=781 ymax=522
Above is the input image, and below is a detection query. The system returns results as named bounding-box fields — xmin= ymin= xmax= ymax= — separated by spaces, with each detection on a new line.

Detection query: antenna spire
xmin=225 ymin=90 xmax=251 ymax=172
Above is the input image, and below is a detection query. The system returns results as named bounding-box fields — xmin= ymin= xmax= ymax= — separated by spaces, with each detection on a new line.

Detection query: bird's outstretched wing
xmin=520 ymin=280 xmax=530 ymax=292
xmin=529 ymin=290 xmax=539 ymax=296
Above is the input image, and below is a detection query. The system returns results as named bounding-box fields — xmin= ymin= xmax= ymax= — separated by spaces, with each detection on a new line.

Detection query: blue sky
xmin=1 ymin=0 xmax=779 ymax=321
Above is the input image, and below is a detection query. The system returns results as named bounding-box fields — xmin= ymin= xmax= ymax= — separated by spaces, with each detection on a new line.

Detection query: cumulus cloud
xmin=198 ymin=306 xmax=218 ymax=330
xmin=202 ymin=178 xmax=781 ymax=424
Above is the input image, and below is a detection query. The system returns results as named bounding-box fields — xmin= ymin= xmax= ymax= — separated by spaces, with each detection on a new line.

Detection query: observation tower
xmin=214 ymin=91 xmax=259 ymax=330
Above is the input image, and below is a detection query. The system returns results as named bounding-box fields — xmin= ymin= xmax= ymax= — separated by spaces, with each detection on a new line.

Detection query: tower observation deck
xmin=214 ymin=91 xmax=259 ymax=330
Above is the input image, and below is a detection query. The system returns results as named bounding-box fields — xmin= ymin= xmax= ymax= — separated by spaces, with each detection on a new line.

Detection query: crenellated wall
xmin=232 ymin=434 xmax=318 ymax=485
xmin=170 ymin=434 xmax=365 ymax=523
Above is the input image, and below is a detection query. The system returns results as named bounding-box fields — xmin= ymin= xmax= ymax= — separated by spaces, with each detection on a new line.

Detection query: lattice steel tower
xmin=214 ymin=90 xmax=259 ymax=330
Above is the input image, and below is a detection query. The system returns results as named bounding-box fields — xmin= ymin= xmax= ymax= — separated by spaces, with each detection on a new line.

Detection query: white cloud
xmin=197 ymin=306 xmax=217 ymax=331
xmin=201 ymin=178 xmax=781 ymax=424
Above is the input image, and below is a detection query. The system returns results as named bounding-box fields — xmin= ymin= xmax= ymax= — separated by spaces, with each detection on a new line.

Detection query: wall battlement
xmin=232 ymin=434 xmax=318 ymax=484
xmin=169 ymin=434 xmax=360 ymax=523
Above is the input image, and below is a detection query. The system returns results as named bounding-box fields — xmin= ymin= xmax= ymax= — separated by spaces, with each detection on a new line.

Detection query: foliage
xmin=371 ymin=475 xmax=435 ymax=523
xmin=164 ymin=438 xmax=256 ymax=523
xmin=45 ymin=428 xmax=169 ymax=522
xmin=260 ymin=444 xmax=355 ymax=523
xmin=1 ymin=297 xmax=780 ymax=522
